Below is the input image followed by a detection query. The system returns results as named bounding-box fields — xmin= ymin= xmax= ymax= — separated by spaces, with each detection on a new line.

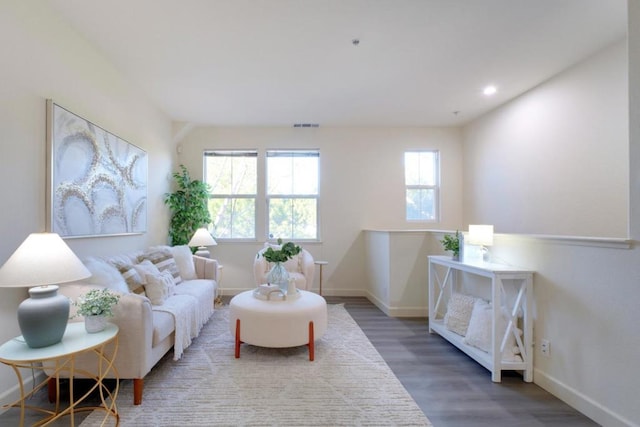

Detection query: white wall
xmin=464 ymin=39 xmax=628 ymax=238
xmin=462 ymin=36 xmax=639 ymax=426
xmin=178 ymin=126 xmax=462 ymax=295
xmin=364 ymin=230 xmax=446 ymax=317
xmin=0 ymin=1 xmax=173 ymax=405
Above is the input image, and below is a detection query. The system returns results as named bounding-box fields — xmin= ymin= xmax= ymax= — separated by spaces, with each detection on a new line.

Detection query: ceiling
xmin=47 ymin=0 xmax=627 ymax=127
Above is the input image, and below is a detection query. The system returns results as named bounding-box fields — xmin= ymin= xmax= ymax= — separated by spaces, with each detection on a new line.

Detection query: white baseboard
xmin=366 ymin=291 xmax=428 ymax=317
xmin=534 ymin=368 xmax=638 ymax=427
xmin=0 ymin=369 xmax=48 ymax=414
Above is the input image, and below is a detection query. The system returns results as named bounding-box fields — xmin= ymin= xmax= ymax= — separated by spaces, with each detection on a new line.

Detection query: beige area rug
xmin=81 ymin=304 xmax=432 ymax=426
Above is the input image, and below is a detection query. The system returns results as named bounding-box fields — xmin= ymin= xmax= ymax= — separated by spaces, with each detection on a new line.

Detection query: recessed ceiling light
xmin=483 ymin=85 xmax=497 ymax=96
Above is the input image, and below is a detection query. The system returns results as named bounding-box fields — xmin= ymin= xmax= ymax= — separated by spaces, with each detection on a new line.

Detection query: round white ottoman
xmin=229 ymin=289 xmax=327 ymax=361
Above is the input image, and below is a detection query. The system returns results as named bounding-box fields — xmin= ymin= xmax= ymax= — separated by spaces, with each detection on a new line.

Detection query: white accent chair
xmin=253 ymin=243 xmax=315 ymax=290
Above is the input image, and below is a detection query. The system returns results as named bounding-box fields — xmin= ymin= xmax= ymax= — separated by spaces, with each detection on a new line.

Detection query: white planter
xmin=84 ymin=315 xmax=107 ymax=333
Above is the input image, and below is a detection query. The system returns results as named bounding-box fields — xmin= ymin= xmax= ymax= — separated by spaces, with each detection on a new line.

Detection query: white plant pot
xmin=84 ymin=315 xmax=107 ymax=333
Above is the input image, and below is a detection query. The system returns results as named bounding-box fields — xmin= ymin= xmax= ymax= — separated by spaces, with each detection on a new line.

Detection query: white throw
xmin=152 ymin=294 xmax=199 ymax=360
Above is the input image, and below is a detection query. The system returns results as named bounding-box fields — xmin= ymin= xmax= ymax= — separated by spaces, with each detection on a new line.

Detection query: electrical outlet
xmin=541 ymin=339 xmax=550 ymax=356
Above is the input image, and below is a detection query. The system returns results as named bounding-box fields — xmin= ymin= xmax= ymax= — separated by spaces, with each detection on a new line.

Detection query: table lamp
xmin=188 ymin=228 xmax=217 ymax=258
xmin=0 ymin=233 xmax=91 ymax=348
xmin=468 ymin=224 xmax=494 ymax=262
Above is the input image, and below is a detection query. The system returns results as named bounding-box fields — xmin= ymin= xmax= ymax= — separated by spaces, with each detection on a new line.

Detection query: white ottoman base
xmin=229 ymin=289 xmax=328 ymax=361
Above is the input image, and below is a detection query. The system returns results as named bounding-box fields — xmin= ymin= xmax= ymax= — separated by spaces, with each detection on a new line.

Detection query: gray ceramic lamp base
xmin=17 ymin=285 xmax=69 ymax=348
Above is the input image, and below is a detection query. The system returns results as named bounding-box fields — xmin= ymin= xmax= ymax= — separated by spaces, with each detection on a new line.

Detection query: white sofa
xmin=52 ymin=245 xmax=218 ymax=405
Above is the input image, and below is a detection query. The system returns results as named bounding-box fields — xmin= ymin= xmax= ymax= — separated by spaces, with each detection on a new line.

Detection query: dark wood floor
xmin=0 ymin=296 xmax=598 ymax=426
xmin=329 ymin=296 xmax=598 ymax=427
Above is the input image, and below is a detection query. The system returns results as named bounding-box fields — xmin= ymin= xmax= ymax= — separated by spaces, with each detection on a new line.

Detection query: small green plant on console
xmin=440 ymin=230 xmax=461 ymax=260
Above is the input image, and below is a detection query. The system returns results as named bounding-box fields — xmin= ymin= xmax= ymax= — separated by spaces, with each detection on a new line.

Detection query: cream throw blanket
xmin=152 ymin=294 xmax=201 ymax=360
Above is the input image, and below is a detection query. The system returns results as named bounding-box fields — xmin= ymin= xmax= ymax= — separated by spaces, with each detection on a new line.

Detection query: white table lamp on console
xmin=189 ymin=227 xmax=217 ymax=258
xmin=468 ymin=224 xmax=494 ymax=262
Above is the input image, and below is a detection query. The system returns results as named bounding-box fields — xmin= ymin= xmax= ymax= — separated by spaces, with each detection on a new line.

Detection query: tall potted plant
xmin=164 ymin=165 xmax=212 ymax=246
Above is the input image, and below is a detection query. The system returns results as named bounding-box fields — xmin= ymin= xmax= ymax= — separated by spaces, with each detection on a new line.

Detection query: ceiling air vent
xmin=293 ymin=123 xmax=319 ymax=128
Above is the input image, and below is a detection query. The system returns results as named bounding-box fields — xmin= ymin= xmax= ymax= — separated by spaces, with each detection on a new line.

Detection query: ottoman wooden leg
xmin=235 ymin=319 xmax=241 ymax=358
xmin=308 ymin=321 xmax=315 ymax=361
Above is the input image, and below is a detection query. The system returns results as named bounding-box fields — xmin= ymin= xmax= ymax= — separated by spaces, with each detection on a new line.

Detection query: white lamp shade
xmin=468 ymin=225 xmax=494 ymax=246
xmin=0 ymin=233 xmax=91 ymax=287
xmin=188 ymin=228 xmax=217 ymax=247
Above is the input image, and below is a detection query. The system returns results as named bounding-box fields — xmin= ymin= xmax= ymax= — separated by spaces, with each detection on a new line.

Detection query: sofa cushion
xmin=173 ymin=279 xmax=216 ymax=335
xmin=80 ymin=257 xmax=129 ymax=294
xmin=139 ymin=249 xmax=183 ymax=285
xmin=152 ymin=310 xmax=175 ymax=346
xmin=171 ymin=245 xmax=197 ymax=280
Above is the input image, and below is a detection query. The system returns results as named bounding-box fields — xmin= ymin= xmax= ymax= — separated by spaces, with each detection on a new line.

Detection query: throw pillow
xmin=443 ymin=292 xmax=478 ymax=336
xmin=109 ymin=259 xmax=145 ymax=294
xmin=138 ymin=249 xmax=183 ymax=285
xmin=463 ymin=299 xmax=492 ymax=351
xmin=171 ymin=245 xmax=197 ymax=280
xmin=464 ymin=300 xmax=524 ymax=362
xmin=132 ymin=259 xmax=161 ymax=285
xmin=80 ymin=257 xmax=129 ymax=294
xmin=120 ymin=265 xmax=145 ymax=294
xmin=144 ymin=271 xmax=174 ymax=305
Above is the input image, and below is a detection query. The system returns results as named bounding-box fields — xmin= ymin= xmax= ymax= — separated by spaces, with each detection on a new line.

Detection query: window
xmin=267 ymin=150 xmax=319 ymax=240
xmin=204 ymin=151 xmax=257 ymax=239
xmin=404 ymin=151 xmax=439 ymax=221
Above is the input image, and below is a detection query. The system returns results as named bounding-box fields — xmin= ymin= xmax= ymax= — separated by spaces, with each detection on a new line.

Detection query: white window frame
xmin=204 ymin=150 xmax=258 ymax=241
xmin=266 ymin=149 xmax=320 ymax=242
xmin=404 ymin=150 xmax=440 ymax=222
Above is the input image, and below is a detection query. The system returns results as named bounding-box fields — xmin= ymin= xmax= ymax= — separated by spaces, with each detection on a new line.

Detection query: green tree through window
xmin=205 ymin=151 xmax=257 ymax=239
xmin=267 ymin=150 xmax=319 ymax=240
xmin=204 ymin=150 xmax=320 ymax=240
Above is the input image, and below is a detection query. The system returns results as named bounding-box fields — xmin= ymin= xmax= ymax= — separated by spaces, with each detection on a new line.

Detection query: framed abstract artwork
xmin=46 ymin=100 xmax=148 ymax=238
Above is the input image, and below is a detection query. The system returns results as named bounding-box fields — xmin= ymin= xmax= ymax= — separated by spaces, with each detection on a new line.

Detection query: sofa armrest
xmin=107 ymin=292 xmax=156 ymax=378
xmin=193 ymin=256 xmax=219 ymax=282
xmin=58 ymin=286 xmax=155 ymax=379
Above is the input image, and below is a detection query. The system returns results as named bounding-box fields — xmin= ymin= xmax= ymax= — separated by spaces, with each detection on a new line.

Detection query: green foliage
xmin=440 ymin=230 xmax=461 ymax=256
xmin=164 ymin=165 xmax=212 ymax=246
xmin=74 ymin=289 xmax=120 ymax=318
xmin=260 ymin=238 xmax=302 ymax=263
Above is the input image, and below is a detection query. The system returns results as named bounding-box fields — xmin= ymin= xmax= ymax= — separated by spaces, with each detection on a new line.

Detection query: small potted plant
xmin=440 ymin=230 xmax=461 ymax=261
xmin=74 ymin=288 xmax=120 ymax=333
xmin=259 ymin=238 xmax=302 ymax=290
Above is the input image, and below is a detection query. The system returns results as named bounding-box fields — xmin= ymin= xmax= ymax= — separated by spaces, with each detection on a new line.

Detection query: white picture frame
xmin=46 ymin=100 xmax=148 ymax=238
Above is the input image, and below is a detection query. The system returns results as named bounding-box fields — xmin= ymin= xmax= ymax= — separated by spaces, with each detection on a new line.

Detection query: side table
xmin=314 ymin=261 xmax=328 ymax=296
xmin=0 ymin=322 xmax=120 ymax=426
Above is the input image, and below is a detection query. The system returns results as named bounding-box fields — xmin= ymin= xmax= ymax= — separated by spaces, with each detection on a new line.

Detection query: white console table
xmin=428 ymin=255 xmax=534 ymax=382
